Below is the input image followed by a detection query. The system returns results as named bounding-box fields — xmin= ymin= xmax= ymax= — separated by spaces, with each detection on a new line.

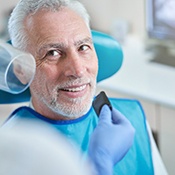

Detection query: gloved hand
xmin=88 ymin=105 xmax=135 ymax=175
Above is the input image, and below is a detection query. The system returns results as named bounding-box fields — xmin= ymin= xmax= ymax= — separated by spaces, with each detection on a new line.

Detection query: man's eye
xmin=44 ymin=50 xmax=61 ymax=61
xmin=46 ymin=50 xmax=59 ymax=57
xmin=79 ymin=45 xmax=89 ymax=51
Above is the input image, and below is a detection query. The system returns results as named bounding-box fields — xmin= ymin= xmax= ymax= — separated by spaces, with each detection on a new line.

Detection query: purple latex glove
xmin=88 ymin=105 xmax=135 ymax=175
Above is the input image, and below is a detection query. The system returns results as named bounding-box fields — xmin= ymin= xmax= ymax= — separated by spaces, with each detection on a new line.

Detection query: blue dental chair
xmin=0 ymin=30 xmax=167 ymax=174
xmin=0 ymin=30 xmax=123 ymax=104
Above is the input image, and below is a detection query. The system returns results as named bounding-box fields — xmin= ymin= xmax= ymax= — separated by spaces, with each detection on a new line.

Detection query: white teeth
xmin=63 ymin=85 xmax=86 ymax=92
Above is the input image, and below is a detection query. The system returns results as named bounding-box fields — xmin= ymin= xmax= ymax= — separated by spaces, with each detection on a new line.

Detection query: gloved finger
xmin=99 ymin=105 xmax=112 ymax=124
xmin=112 ymin=108 xmax=130 ymax=125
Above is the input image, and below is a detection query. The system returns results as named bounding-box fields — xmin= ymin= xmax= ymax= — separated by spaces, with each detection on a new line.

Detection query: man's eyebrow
xmin=38 ymin=43 xmax=65 ymax=53
xmin=38 ymin=37 xmax=93 ymax=54
xmin=74 ymin=37 xmax=93 ymax=46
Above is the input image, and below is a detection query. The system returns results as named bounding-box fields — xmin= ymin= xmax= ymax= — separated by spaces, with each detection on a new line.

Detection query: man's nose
xmin=64 ymin=54 xmax=86 ymax=78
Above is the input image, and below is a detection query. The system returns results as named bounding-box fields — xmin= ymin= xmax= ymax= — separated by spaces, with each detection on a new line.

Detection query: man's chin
xmin=52 ymin=102 xmax=92 ymax=120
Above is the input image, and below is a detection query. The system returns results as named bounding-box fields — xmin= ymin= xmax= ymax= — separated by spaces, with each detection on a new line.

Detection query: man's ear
xmin=13 ymin=64 xmax=29 ymax=85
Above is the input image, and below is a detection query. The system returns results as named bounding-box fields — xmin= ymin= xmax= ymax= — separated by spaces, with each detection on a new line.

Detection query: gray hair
xmin=8 ymin=0 xmax=90 ymax=50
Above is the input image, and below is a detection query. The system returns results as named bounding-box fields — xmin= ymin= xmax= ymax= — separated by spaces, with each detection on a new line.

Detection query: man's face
xmin=24 ymin=7 xmax=98 ymax=120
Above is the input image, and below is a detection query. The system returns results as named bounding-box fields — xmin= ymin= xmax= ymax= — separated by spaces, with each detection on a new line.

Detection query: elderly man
xmin=2 ymin=0 xmax=167 ymax=175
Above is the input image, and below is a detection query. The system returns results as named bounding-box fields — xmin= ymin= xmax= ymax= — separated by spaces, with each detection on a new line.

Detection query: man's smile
xmin=61 ymin=84 xmax=87 ymax=92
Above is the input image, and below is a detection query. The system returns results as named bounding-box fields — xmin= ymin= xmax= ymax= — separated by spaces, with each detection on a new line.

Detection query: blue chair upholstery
xmin=92 ymin=30 xmax=123 ymax=82
xmin=0 ymin=30 xmax=123 ymax=104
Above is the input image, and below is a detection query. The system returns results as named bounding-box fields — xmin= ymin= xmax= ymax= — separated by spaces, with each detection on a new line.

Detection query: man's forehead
xmin=25 ymin=8 xmax=90 ymax=37
xmin=38 ymin=37 xmax=93 ymax=51
xmin=26 ymin=7 xmax=82 ymax=25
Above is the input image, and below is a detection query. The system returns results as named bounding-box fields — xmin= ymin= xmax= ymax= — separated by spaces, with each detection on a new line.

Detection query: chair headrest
xmin=0 ymin=30 xmax=123 ymax=104
xmin=92 ymin=30 xmax=123 ymax=82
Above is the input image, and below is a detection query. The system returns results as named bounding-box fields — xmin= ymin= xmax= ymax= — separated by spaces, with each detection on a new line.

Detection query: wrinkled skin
xmin=23 ymin=7 xmax=98 ymax=120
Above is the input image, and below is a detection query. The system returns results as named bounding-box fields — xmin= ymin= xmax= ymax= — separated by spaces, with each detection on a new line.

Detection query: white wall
xmin=0 ymin=0 xmax=146 ymax=38
xmin=0 ymin=0 xmax=19 ymax=40
xmin=0 ymin=0 xmax=19 ymax=31
xmin=80 ymin=0 xmax=145 ymax=37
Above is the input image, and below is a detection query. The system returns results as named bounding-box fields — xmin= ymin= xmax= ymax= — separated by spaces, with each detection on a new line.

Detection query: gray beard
xmin=49 ymin=95 xmax=93 ymax=119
